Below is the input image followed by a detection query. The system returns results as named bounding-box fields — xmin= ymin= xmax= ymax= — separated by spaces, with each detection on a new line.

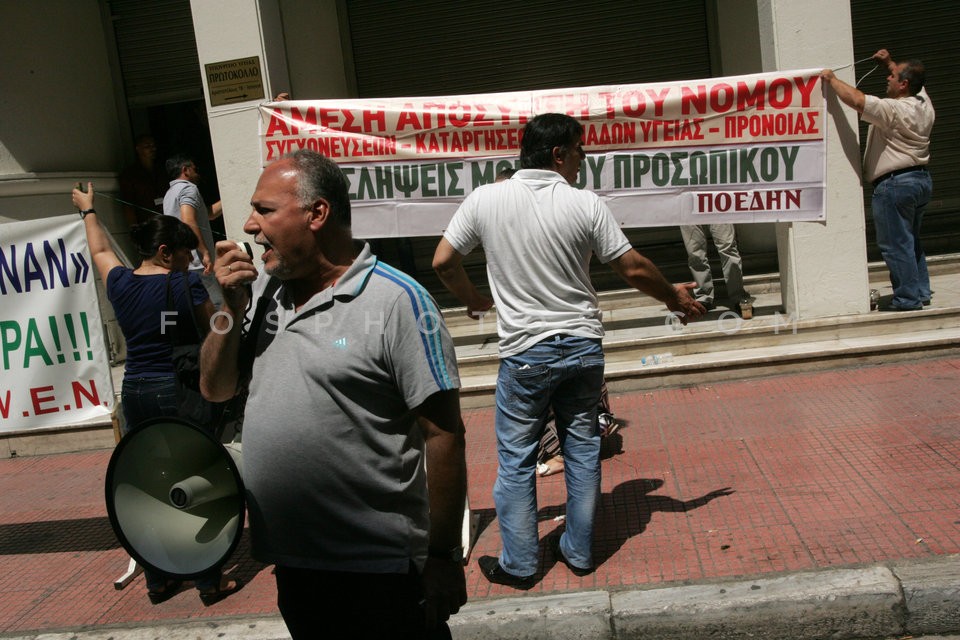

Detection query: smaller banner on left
xmin=0 ymin=215 xmax=114 ymax=432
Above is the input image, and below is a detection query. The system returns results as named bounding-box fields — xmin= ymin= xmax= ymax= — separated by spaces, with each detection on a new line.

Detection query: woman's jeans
xmin=120 ymin=375 xmax=220 ymax=592
xmin=121 ymin=375 xmax=179 ymax=436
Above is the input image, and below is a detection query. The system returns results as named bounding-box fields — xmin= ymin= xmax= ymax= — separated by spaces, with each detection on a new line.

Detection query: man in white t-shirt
xmin=821 ymin=49 xmax=935 ymax=311
xmin=433 ymin=113 xmax=704 ymax=587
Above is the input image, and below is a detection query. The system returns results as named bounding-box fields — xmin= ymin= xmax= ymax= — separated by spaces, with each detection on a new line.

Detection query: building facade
xmin=2 ymin=0 xmax=956 ymax=324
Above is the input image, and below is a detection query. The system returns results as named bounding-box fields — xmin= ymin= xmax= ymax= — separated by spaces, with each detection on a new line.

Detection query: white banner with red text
xmin=1 ymin=216 xmax=114 ymax=433
xmin=260 ymin=69 xmax=826 ymax=238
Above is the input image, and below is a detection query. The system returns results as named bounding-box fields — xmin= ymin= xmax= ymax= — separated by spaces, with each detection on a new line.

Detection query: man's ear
xmin=551 ymin=145 xmax=566 ymax=170
xmin=307 ymin=198 xmax=331 ymax=231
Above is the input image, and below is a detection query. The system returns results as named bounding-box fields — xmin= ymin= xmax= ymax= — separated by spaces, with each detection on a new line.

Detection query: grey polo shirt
xmin=163 ymin=179 xmax=215 ymax=271
xmin=241 ymin=244 xmax=460 ymax=573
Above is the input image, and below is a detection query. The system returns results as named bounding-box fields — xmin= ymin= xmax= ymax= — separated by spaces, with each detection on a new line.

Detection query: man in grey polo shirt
xmin=201 ymin=150 xmax=467 ymax=638
xmin=163 ymin=154 xmax=224 ymax=307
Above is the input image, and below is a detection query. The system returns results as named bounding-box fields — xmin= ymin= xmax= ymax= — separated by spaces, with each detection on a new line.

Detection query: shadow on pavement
xmin=591 ymin=479 xmax=735 ymax=566
xmin=222 ymin=528 xmax=271 ymax=587
xmin=470 ymin=475 xmax=734 ymax=583
xmin=0 ymin=516 xmax=120 ymax=554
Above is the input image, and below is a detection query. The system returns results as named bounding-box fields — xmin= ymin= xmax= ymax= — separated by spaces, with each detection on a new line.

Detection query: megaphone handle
xmin=113 ymin=557 xmax=142 ymax=590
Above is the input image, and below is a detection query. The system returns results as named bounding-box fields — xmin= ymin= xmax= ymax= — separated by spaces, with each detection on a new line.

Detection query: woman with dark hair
xmin=71 ymin=183 xmax=241 ymax=605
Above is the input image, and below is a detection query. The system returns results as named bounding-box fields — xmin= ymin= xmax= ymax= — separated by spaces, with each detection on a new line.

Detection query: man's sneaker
xmin=477 ymin=556 xmax=535 ymax=589
xmin=879 ymin=301 xmax=923 ymax=312
xmin=549 ymin=536 xmax=593 ymax=577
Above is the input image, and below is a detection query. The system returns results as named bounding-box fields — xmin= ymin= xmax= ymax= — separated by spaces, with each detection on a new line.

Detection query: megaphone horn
xmin=169 ymin=462 xmax=238 ymax=509
xmin=105 ymin=417 xmax=245 ymax=580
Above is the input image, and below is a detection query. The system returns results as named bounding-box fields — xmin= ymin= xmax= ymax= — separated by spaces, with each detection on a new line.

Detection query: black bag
xmin=165 ymin=274 xmax=227 ymax=430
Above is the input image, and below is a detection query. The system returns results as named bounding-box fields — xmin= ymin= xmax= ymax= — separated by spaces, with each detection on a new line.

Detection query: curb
xmin=1 ymin=617 xmax=290 ymax=640
xmin=450 ymin=555 xmax=960 ymax=640
xmin=5 ymin=556 xmax=959 ymax=640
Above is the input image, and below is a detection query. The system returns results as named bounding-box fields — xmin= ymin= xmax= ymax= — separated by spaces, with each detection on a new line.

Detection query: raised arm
xmin=820 ymin=68 xmax=866 ymax=113
xmin=873 ymin=49 xmax=896 ymax=74
xmin=199 ymin=240 xmax=255 ymax=401
xmin=71 ymin=183 xmax=123 ymax=283
xmin=609 ymin=248 xmax=705 ymax=324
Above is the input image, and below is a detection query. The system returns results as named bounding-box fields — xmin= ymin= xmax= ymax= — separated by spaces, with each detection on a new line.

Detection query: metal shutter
xmin=107 ymin=0 xmax=203 ymax=107
xmin=345 ymin=0 xmax=713 ymax=97
xmin=851 ymin=0 xmax=960 ymax=258
xmin=345 ymin=0 xmax=717 ymax=296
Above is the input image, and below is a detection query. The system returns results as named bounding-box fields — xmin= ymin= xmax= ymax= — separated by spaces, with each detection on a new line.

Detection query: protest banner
xmin=0 ymin=215 xmax=114 ymax=432
xmin=259 ymin=69 xmax=826 ymax=237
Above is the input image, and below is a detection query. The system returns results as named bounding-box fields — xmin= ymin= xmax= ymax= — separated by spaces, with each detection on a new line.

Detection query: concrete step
xmin=451 ymin=255 xmax=960 ymax=407
xmin=457 ymin=307 xmax=960 ymax=407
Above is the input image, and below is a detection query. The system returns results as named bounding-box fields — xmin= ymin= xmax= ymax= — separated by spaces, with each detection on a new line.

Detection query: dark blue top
xmin=106 ymin=267 xmax=208 ymax=377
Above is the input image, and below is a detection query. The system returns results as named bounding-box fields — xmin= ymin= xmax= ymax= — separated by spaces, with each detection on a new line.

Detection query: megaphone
xmin=105 ymin=417 xmax=245 ymax=579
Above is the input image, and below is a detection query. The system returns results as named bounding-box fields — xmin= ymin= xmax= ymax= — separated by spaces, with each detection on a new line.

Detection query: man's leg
xmin=680 ymin=225 xmax=714 ymax=305
xmin=908 ymin=172 xmax=933 ymax=303
xmin=551 ymin=337 xmax=604 ymax=570
xmin=872 ymin=177 xmax=923 ymax=309
xmin=709 ymin=224 xmax=747 ymax=304
xmin=492 ymin=343 xmax=556 ymax=577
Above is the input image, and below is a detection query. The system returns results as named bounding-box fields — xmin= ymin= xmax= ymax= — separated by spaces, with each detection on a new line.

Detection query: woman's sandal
xmin=147 ymin=579 xmax=182 ymax=605
xmin=198 ymin=577 xmax=244 ymax=606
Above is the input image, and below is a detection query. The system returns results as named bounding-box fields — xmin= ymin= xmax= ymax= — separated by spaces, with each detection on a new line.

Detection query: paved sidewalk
xmin=2 ymin=356 xmax=959 ymax=638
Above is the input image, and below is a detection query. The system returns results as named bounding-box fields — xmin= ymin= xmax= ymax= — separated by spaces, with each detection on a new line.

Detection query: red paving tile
xmin=1 ymin=355 xmax=959 ymax=634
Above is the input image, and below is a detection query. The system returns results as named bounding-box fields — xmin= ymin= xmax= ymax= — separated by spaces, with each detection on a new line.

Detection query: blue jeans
xmin=872 ymin=170 xmax=932 ymax=309
xmin=493 ymin=335 xmax=604 ymax=576
xmin=121 ymin=375 xmax=179 ymax=436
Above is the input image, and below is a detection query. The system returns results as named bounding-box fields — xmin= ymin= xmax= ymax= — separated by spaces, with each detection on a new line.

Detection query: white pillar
xmin=758 ymin=0 xmax=871 ymax=318
xmin=189 ymin=1 xmax=352 ymax=246
xmin=188 ymin=0 xmax=289 ymax=245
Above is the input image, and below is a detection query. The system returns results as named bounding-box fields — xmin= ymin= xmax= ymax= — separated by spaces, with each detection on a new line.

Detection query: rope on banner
xmin=832 ymin=56 xmax=882 ymax=87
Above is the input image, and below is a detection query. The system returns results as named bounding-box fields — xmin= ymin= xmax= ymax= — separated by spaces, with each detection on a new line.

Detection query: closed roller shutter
xmin=345 ymin=0 xmax=716 ymax=299
xmin=851 ymin=0 xmax=960 ymax=258
xmin=107 ymin=0 xmax=203 ymax=107
xmin=345 ymin=0 xmax=713 ymax=97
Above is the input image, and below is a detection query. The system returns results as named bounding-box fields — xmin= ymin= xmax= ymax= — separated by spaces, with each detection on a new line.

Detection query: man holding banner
xmin=434 ymin=113 xmax=704 ymax=586
xmin=821 ymin=49 xmax=934 ymax=311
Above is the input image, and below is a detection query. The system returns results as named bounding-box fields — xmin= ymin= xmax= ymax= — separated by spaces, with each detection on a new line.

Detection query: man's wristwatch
xmin=428 ymin=545 xmax=464 ymax=563
xmin=79 ymin=208 xmax=96 ymax=218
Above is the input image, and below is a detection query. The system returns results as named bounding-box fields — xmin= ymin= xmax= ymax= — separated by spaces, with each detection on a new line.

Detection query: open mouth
xmin=256 ymin=238 xmax=273 ymax=259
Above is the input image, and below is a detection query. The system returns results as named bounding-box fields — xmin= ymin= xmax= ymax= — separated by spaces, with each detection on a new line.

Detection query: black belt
xmin=872 ymin=165 xmax=927 ymax=187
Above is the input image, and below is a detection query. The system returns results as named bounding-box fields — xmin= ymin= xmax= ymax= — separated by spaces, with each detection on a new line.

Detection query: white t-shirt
xmin=861 ymin=88 xmax=934 ymax=182
xmin=444 ymin=169 xmax=631 ymax=357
